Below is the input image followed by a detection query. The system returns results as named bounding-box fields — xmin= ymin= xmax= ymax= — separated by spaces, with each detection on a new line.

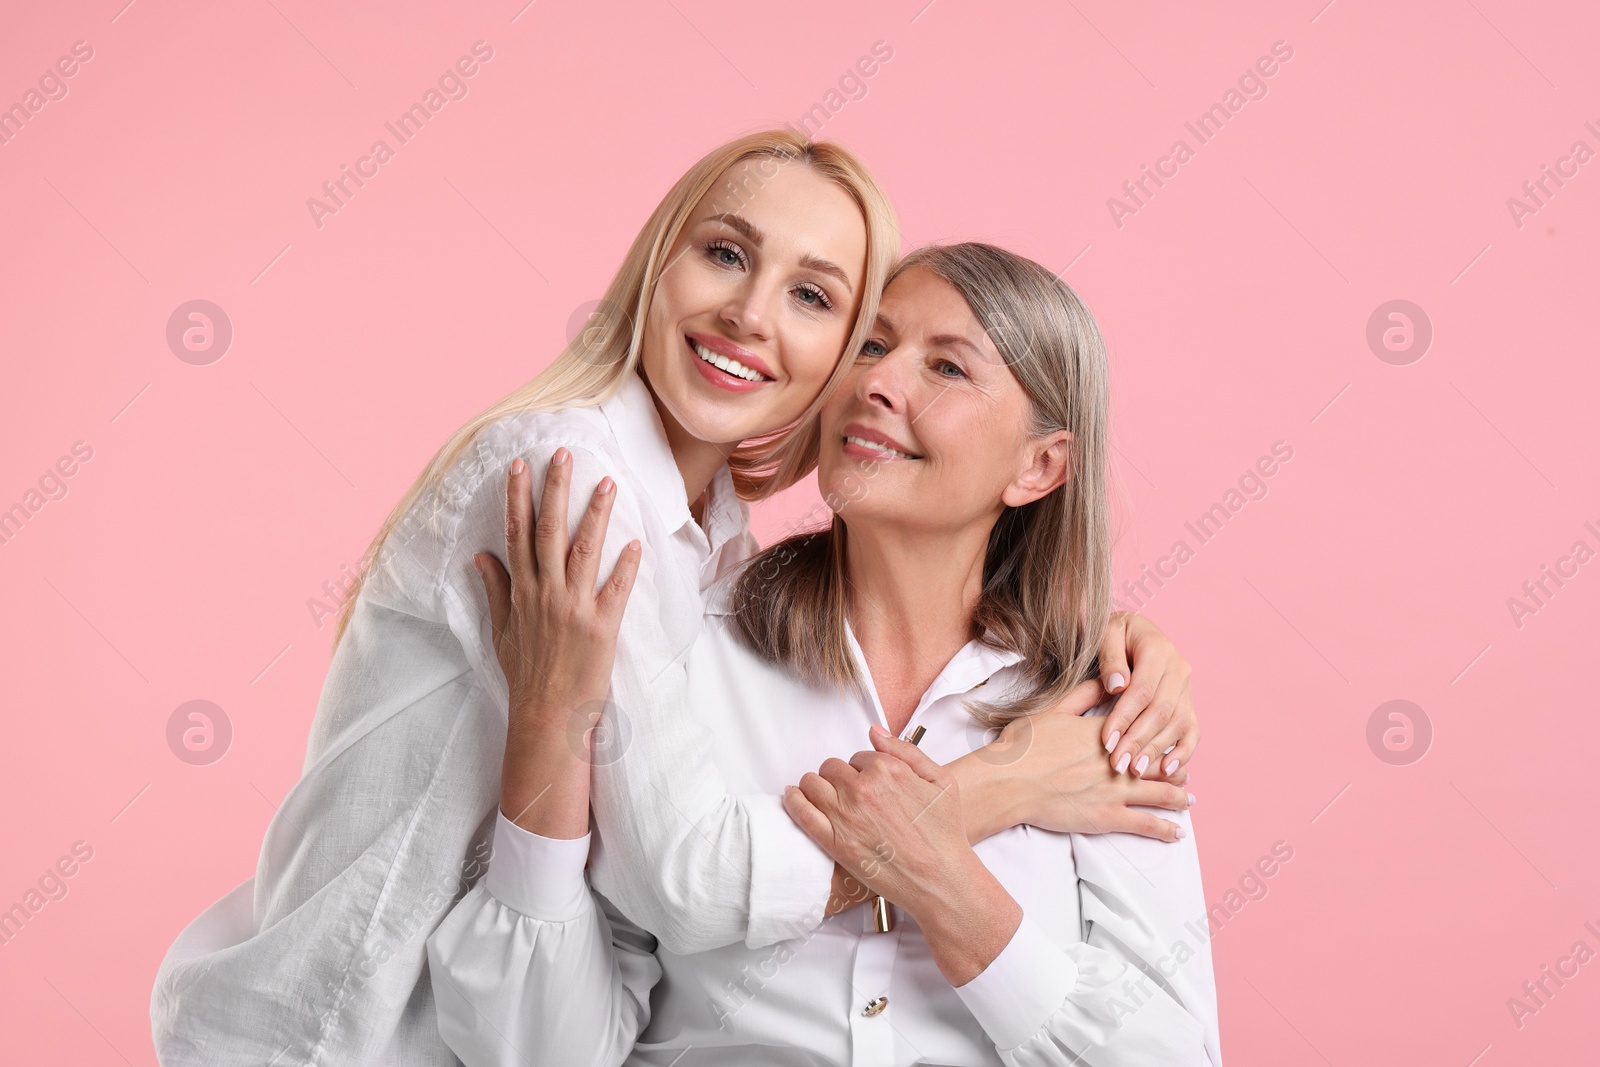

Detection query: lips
xmin=687 ymin=332 xmax=775 ymax=381
xmin=840 ymin=422 xmax=922 ymax=460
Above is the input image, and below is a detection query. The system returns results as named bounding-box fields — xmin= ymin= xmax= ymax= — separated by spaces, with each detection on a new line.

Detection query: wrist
xmin=947 ymin=754 xmax=1020 ymax=844
xmin=910 ymin=858 xmax=1023 ymax=986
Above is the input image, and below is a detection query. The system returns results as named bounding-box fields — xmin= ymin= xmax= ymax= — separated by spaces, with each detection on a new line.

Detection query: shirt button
xmin=862 ymin=996 xmax=888 ymax=1017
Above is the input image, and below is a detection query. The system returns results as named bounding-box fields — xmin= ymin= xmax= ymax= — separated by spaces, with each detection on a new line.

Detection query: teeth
xmin=694 ymin=342 xmax=765 ymax=382
xmin=845 ymin=435 xmax=916 ymax=459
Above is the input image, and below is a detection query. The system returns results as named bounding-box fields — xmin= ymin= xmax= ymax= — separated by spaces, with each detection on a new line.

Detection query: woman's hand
xmin=477 ymin=449 xmax=641 ymax=837
xmin=783 ymin=726 xmax=1023 ymax=985
xmin=1097 ymin=612 xmax=1198 ymax=782
xmin=974 ymin=681 xmax=1193 ymax=841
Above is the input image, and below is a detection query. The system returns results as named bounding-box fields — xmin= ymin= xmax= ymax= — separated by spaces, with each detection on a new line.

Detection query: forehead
xmin=690 ymin=159 xmax=866 ymax=267
xmin=877 ymin=267 xmax=1004 ymax=362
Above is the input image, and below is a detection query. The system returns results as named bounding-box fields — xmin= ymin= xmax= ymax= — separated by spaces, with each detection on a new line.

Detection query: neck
xmin=843 ymin=516 xmax=995 ymax=733
xmin=641 ymin=372 xmax=734 ymax=514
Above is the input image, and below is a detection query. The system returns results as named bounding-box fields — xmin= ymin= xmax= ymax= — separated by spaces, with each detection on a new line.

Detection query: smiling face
xmin=817 ymin=265 xmax=1073 ymax=535
xmin=638 ymin=157 xmax=869 ymax=451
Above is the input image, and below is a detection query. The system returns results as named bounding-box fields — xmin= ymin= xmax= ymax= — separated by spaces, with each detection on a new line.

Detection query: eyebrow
xmin=707 ymin=213 xmax=856 ymax=294
xmin=877 ymin=312 xmax=984 ymax=359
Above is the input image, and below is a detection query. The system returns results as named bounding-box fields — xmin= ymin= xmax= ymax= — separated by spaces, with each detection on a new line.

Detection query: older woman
xmin=426 ymin=244 xmax=1220 ymax=1065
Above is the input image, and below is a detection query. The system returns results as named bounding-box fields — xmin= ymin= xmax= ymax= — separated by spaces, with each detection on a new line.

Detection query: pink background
xmin=2 ymin=0 xmax=1597 ymax=1062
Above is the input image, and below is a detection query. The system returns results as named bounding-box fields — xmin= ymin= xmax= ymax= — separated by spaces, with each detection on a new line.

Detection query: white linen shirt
xmin=149 ymin=372 xmax=829 ymax=1067
xmin=426 ymin=582 xmax=1224 ymax=1067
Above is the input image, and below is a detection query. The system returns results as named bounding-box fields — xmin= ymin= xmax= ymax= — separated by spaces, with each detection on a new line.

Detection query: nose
xmin=855 ymin=346 xmax=910 ymax=415
xmin=719 ymin=275 xmax=776 ymax=342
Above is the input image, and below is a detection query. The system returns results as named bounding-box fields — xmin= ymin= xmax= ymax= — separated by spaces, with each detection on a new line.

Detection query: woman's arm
xmin=426 ymin=813 xmax=661 ymax=1067
xmin=785 ymin=727 xmax=1217 ymax=1065
xmin=495 ymin=459 xmax=1199 ymax=954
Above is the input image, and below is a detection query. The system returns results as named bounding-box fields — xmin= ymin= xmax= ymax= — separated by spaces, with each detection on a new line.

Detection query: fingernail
xmin=598 ymin=477 xmax=614 ymax=495
xmin=870 ymin=723 xmax=888 ymax=737
xmin=1163 ymin=745 xmax=1175 ymax=755
xmin=1108 ymin=672 xmax=1126 ymax=692
xmin=1114 ymin=751 xmax=1131 ymax=774
xmin=1167 ymin=759 xmax=1181 ymax=777
xmin=511 ymin=458 xmax=525 ymax=475
xmin=1104 ymin=729 xmax=1120 ymax=753
xmin=1174 ymin=825 xmax=1187 ymax=840
xmin=1185 ymin=791 xmax=1196 ymax=806
xmin=554 ymin=447 xmax=570 ymax=465
xmin=472 ymin=554 xmax=483 ymax=574
xmin=1134 ymin=754 xmax=1149 ymax=776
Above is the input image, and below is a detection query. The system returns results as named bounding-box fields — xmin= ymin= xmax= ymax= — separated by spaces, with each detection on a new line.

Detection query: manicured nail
xmin=870 ymin=723 xmax=888 ymax=737
xmin=1163 ymin=745 xmax=1175 ymax=755
xmin=1167 ymin=759 xmax=1181 ymax=777
xmin=1114 ymin=751 xmax=1131 ymax=774
xmin=1174 ymin=824 xmax=1187 ymax=840
xmin=1104 ymin=729 xmax=1120 ymax=753
xmin=1134 ymin=754 xmax=1150 ymax=776
xmin=1107 ymin=672 xmax=1127 ymax=692
xmin=598 ymin=477 xmax=614 ymax=495
xmin=1186 ymin=792 xmax=1196 ymax=806
xmin=511 ymin=458 xmax=526 ymax=475
xmin=554 ymin=447 xmax=570 ymax=464
xmin=472 ymin=554 xmax=483 ymax=574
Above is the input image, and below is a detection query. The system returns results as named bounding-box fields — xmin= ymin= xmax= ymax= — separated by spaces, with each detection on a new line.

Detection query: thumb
xmin=869 ymin=725 xmax=944 ymax=784
xmin=476 ymin=552 xmax=512 ymax=639
xmin=1099 ymin=612 xmax=1133 ymax=694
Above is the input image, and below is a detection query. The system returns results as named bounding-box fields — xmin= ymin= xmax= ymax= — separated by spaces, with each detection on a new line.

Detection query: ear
xmin=1001 ymin=430 xmax=1072 ymax=508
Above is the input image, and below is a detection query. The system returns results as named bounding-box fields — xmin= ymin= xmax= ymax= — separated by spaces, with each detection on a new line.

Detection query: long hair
xmin=731 ymin=242 xmax=1113 ymax=728
xmin=330 ymin=130 xmax=900 ymax=651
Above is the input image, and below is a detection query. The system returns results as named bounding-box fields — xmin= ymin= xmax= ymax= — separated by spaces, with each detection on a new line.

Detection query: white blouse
xmin=149 ymin=372 xmax=825 ymax=1066
xmin=426 ymin=584 xmax=1224 ymax=1066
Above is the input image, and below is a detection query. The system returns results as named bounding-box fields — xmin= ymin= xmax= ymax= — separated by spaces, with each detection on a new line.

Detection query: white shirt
xmin=149 ymin=372 xmax=822 ymax=1066
xmin=426 ymin=583 xmax=1224 ymax=1066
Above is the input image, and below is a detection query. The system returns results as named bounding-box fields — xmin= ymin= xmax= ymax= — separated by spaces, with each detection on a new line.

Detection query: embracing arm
xmin=784 ymin=727 xmax=1218 ymax=1066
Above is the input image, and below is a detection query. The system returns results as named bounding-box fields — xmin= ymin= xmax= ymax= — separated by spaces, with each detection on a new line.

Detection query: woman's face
xmin=639 ymin=158 xmax=869 ymax=449
xmin=816 ymin=266 xmax=1070 ymax=535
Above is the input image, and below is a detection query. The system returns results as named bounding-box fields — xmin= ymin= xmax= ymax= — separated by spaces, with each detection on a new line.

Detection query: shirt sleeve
xmin=952 ymin=811 xmax=1221 ymax=1066
xmin=149 ymin=579 xmax=507 ymax=1066
xmin=503 ymin=446 xmax=833 ymax=957
xmin=426 ymin=811 xmax=663 ymax=1067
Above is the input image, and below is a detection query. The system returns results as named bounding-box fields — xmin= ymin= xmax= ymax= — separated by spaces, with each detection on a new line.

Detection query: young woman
xmin=151 ymin=133 xmax=1196 ymax=1066
xmin=426 ymin=244 xmax=1220 ymax=1065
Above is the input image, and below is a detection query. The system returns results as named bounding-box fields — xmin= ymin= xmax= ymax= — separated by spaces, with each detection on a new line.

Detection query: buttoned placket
xmin=838 ymin=623 xmax=1025 ymax=1065
xmin=847 ymin=900 xmax=903 ymax=1066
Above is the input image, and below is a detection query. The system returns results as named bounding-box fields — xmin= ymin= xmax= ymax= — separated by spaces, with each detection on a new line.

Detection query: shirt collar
xmin=599 ymin=371 xmax=746 ymax=554
xmin=834 ymin=615 xmax=1024 ymax=730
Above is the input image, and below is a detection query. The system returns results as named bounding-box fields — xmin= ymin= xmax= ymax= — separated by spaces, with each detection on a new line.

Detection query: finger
xmin=1128 ymin=779 xmax=1192 ymax=813
xmin=534 ymin=448 xmax=572 ymax=578
xmin=868 ymin=726 xmax=945 ymax=785
xmin=1107 ymin=655 xmax=1184 ymax=771
xmin=1139 ymin=708 xmax=1191 ymax=780
xmin=1155 ymin=717 xmax=1200 ymax=782
xmin=816 ymin=756 xmax=858 ymax=788
xmin=797 ymin=769 xmax=840 ymax=811
xmin=782 ymin=784 xmax=833 ymax=848
xmin=1098 ymin=612 xmax=1134 ymax=695
xmin=1111 ymin=667 xmax=1185 ymax=775
xmin=596 ymin=540 xmax=642 ymax=623
xmin=475 ymin=552 xmax=512 ymax=641
xmin=1106 ymin=808 xmax=1187 ymax=843
xmin=504 ymin=458 xmax=537 ymax=582
xmin=568 ymin=476 xmax=617 ymax=596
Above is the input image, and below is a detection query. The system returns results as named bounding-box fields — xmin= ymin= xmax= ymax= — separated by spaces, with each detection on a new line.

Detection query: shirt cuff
xmin=744 ymin=793 xmax=835 ymax=946
xmin=485 ymin=808 xmax=593 ymax=922
xmin=953 ymin=911 xmax=1079 ymax=1052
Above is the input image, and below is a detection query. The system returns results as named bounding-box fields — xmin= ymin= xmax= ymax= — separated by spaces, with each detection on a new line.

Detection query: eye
xmin=934 ymin=358 xmax=966 ymax=379
xmin=859 ymin=338 xmax=888 ymax=358
xmin=793 ymin=282 xmax=834 ymax=311
xmin=706 ymin=239 xmax=747 ymax=269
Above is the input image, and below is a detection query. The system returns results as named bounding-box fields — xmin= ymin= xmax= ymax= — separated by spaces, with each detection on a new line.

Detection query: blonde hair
xmin=731 ymin=242 xmax=1113 ymax=728
xmin=331 ymin=130 xmax=900 ymax=651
